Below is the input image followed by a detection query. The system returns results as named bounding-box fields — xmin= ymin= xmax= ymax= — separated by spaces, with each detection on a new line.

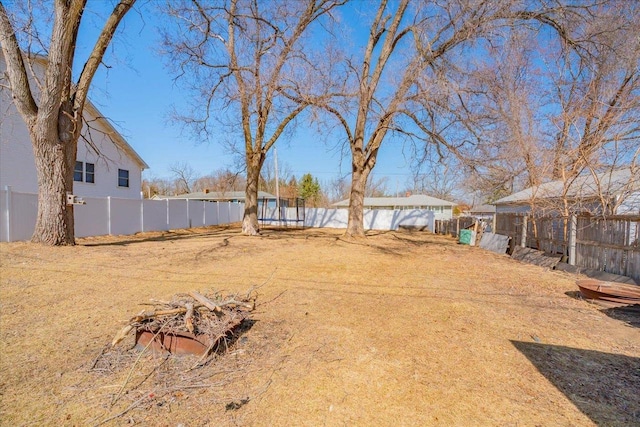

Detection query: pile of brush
xmin=111 ymin=290 xmax=256 ymax=357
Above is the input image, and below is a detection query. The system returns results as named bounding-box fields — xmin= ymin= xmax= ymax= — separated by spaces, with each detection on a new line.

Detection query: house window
xmin=85 ymin=163 xmax=95 ymax=183
xmin=74 ymin=161 xmax=95 ymax=183
xmin=118 ymin=169 xmax=129 ymax=188
xmin=74 ymin=161 xmax=83 ymax=182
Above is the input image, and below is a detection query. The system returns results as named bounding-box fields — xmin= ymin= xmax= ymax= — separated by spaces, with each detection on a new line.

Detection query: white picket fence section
xmin=1 ymin=187 xmax=244 ymax=242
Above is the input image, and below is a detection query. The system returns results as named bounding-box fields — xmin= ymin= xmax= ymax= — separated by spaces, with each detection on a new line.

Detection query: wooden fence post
xmin=568 ymin=214 xmax=577 ymax=265
xmin=521 ymin=215 xmax=528 ymax=248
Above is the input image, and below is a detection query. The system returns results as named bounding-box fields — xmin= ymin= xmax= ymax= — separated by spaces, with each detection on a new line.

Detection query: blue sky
xmin=75 ymin=2 xmax=416 ymax=189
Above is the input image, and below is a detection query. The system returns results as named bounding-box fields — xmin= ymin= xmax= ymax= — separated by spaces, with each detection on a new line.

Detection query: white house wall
xmin=72 ymin=106 xmax=143 ymax=199
xmin=434 ymin=207 xmax=453 ymax=221
xmin=0 ymin=76 xmax=36 ymax=194
xmin=1 ymin=54 xmax=143 ymax=199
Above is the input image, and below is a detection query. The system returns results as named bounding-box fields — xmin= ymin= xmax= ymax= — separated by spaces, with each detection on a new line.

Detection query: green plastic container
xmin=459 ymin=229 xmax=476 ymax=245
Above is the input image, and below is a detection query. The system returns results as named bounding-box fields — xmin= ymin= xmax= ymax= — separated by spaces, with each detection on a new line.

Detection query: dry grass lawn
xmin=1 ymin=225 xmax=638 ymax=426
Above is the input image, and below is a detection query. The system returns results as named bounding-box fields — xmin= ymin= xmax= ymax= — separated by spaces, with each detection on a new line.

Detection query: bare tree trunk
xmin=0 ymin=0 xmax=135 ymax=245
xmin=164 ymin=0 xmax=341 ymax=237
xmin=31 ymin=126 xmax=76 ymax=244
xmin=345 ymin=167 xmax=368 ymax=237
xmin=242 ymin=153 xmax=264 ymax=235
xmin=28 ymin=95 xmax=79 ymax=244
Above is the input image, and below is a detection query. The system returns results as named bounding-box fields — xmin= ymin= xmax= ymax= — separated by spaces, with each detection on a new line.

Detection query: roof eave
xmin=84 ymin=101 xmax=149 ymax=170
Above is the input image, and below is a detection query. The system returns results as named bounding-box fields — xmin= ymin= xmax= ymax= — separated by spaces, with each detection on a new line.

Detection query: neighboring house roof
xmin=154 ymin=191 xmax=276 ymax=201
xmin=469 ymin=204 xmax=496 ymax=214
xmin=333 ymin=194 xmax=456 ymax=208
xmin=493 ymin=168 xmax=638 ymax=205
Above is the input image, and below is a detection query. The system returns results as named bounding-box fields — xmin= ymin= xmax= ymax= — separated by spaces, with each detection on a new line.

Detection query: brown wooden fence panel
xmin=495 ymin=213 xmax=523 ymax=249
xmin=458 ymin=217 xmax=475 ymax=234
xmin=495 ymin=213 xmax=638 ymax=280
xmin=575 ymin=215 xmax=639 ymax=281
xmin=527 ymin=216 xmax=568 ymax=255
xmin=435 ymin=220 xmax=448 ymax=235
xmin=435 ymin=217 xmax=477 ymax=238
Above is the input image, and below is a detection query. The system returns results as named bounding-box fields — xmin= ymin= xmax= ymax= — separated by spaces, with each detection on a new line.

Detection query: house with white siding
xmin=0 ymin=52 xmax=148 ymax=199
xmin=332 ymin=194 xmax=455 ymax=221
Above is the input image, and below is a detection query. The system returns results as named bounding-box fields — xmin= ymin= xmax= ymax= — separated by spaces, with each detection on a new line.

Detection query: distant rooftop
xmin=494 ymin=168 xmax=638 ymax=205
xmin=469 ymin=204 xmax=496 ymax=213
xmin=153 ymin=191 xmax=276 ymax=201
xmin=333 ymin=194 xmax=456 ymax=207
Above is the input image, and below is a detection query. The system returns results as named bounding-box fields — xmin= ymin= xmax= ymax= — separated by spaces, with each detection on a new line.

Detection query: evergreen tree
xmin=299 ymin=173 xmax=321 ymax=206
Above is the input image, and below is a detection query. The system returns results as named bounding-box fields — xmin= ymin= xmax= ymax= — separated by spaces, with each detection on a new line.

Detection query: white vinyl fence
xmin=2 ymin=188 xmax=436 ymax=242
xmin=1 ymin=187 xmax=244 ymax=242
xmin=260 ymin=207 xmax=435 ymax=231
xmin=304 ymin=208 xmax=435 ymax=231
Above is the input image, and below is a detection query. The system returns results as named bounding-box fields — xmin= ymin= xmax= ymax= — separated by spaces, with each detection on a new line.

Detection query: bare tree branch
xmin=0 ymin=1 xmax=38 ymax=124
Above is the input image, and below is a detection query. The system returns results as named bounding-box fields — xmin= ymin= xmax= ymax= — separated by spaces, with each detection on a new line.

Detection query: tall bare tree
xmin=327 ymin=174 xmax=350 ymax=204
xmin=163 ymin=0 xmax=344 ymax=235
xmin=365 ymin=175 xmax=389 ymax=198
xmin=192 ymin=168 xmax=246 ymax=194
xmin=410 ymin=159 xmax=462 ymax=201
xmin=319 ymin=0 xmax=579 ymax=236
xmin=142 ymin=176 xmax=174 ymax=198
xmin=545 ymin=4 xmax=640 ymax=216
xmin=476 ymin=31 xmax=545 ymax=190
xmin=458 ymin=0 xmax=640 ymax=215
xmin=465 ymin=1 xmax=639 ymax=215
xmin=169 ymin=161 xmax=196 ymax=194
xmin=0 ymin=0 xmax=135 ymax=245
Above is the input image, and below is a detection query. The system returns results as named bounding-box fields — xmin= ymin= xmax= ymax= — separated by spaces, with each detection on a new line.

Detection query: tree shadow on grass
xmin=80 ymin=225 xmax=240 ymax=247
xmin=511 ymin=340 xmax=640 ymax=425
xmin=600 ymin=304 xmax=640 ymax=329
xmin=565 ymin=292 xmax=640 ymax=329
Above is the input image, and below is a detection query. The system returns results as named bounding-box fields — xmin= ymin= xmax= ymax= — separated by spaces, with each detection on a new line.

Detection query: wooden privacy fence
xmin=575 ymin=215 xmax=639 ymax=280
xmin=495 ymin=214 xmax=570 ymax=255
xmin=495 ymin=213 xmax=639 ymax=281
xmin=435 ymin=217 xmax=475 ymax=237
